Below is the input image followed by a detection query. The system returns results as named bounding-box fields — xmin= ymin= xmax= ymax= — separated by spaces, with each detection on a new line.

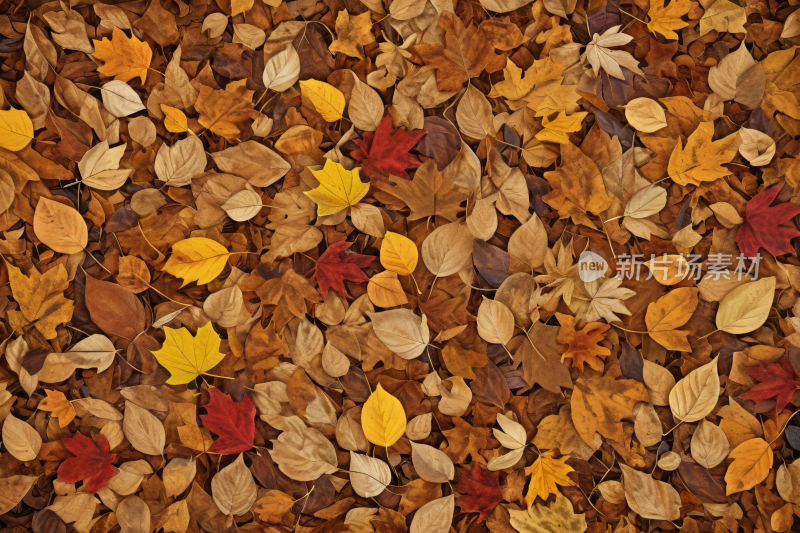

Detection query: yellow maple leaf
xmin=92 ymin=27 xmax=152 ymax=85
xmin=536 ymin=111 xmax=588 ymax=144
xmin=667 ymin=121 xmax=742 ymax=186
xmin=305 ymin=159 xmax=369 ymax=216
xmin=6 ymin=261 xmax=74 ymax=340
xmin=163 ymin=237 xmax=231 ymax=287
xmin=329 ymin=10 xmax=375 ymax=59
xmin=39 ymin=390 xmax=76 ymax=428
xmin=524 ymin=450 xmax=575 ymax=507
xmin=647 ymin=0 xmax=690 ymax=40
xmin=151 ymin=322 xmax=227 ymax=384
xmin=489 ymin=58 xmax=579 ymax=117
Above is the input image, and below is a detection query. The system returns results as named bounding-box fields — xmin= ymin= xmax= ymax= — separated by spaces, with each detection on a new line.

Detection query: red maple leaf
xmin=351 ymin=115 xmax=427 ymax=180
xmin=736 ymin=184 xmax=800 ymax=259
xmin=57 ymin=432 xmax=117 ymax=493
xmin=314 ymin=240 xmax=376 ymax=299
xmin=741 ymin=357 xmax=800 ymax=412
xmin=453 ymin=462 xmax=503 ymax=522
xmin=200 ymin=388 xmax=256 ymax=454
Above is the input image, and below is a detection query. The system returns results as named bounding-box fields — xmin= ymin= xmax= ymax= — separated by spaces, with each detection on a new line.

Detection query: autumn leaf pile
xmin=5 ymin=0 xmax=800 ymax=531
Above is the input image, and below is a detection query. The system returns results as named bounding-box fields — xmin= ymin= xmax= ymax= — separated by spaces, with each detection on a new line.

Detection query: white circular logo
xmin=578 ymin=251 xmax=608 ymax=282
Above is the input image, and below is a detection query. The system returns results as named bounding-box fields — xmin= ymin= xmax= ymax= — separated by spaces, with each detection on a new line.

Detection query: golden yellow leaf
xmin=6 ymin=261 xmax=74 ymax=340
xmin=92 ymin=26 xmax=152 ymax=85
xmin=0 ymin=108 xmax=33 ymax=152
xmin=647 ymin=0 xmax=690 ymax=40
xmin=645 ymin=287 xmax=698 ymax=351
xmin=535 ymin=111 xmax=588 ymax=144
xmin=231 ymin=0 xmax=254 ymax=16
xmin=380 ymin=231 xmax=418 ymax=276
xmin=524 ymin=450 xmax=575 ymax=507
xmin=361 ymin=383 xmax=406 ymax=448
xmin=151 ymin=322 xmax=227 ymax=384
xmin=299 ymin=79 xmax=345 ymax=122
xmin=161 ymin=104 xmax=188 ymax=133
xmin=667 ymin=121 xmax=742 ymax=186
xmin=163 ymin=237 xmax=231 ymax=287
xmin=725 ymin=438 xmax=773 ymax=495
xmin=367 ymin=271 xmax=409 ymax=307
xmin=39 ymin=389 xmax=76 ymax=428
xmin=700 ymin=0 xmax=747 ymax=35
xmin=329 ymin=10 xmax=375 ymax=59
xmin=304 ymin=159 xmax=369 ymax=216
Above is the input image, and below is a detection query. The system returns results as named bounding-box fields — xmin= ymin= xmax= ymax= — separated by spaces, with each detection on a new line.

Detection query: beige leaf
xmin=33 ymin=197 xmax=88 ymax=254
xmin=692 ymin=419 xmax=730 ymax=468
xmin=163 ymin=456 xmax=197 ymax=498
xmin=212 ymin=454 xmax=258 ymax=517
xmin=621 ymin=464 xmax=681 ymax=520
xmin=421 ymin=222 xmax=473 ymax=279
xmin=117 ymin=495 xmax=151 ymax=533
xmin=0 ymin=476 xmax=38 ymax=514
xmin=349 ymin=72 xmax=383 ymax=132
xmin=368 ymin=309 xmax=429 ymax=359
xmin=101 ymin=80 xmax=146 ymax=117
xmin=738 ymin=128 xmax=775 ymax=166
xmin=494 ymin=413 xmax=527 ymax=449
xmin=350 ymin=451 xmax=391 ymax=497
xmin=708 ymin=43 xmax=759 ymax=104
xmin=336 ymin=408 xmax=369 ymax=452
xmin=155 ymin=136 xmax=206 ymax=188
xmin=389 ymin=0 xmax=427 ymax=20
xmin=406 ymin=413 xmax=432 ymax=440
xmin=467 ymin=196 xmax=498 ymax=241
xmin=716 ymin=277 xmax=775 ymax=334
xmin=38 ymin=334 xmax=117 ymax=383
xmin=477 ymin=296 xmax=514 ymax=345
xmin=634 ymin=402 xmax=662 ymax=447
xmin=410 ymin=441 xmax=454 ymax=483
xmin=597 ymin=480 xmax=626 ymax=504
xmin=211 ymin=141 xmax=290 ymax=188
xmin=642 ymin=360 xmax=675 ymax=405
xmin=203 ymin=286 xmax=243 ymax=328
xmin=625 ymin=98 xmax=666 ymax=133
xmin=2 ymin=414 xmax=42 ymax=461
xmin=233 ymin=23 xmax=266 ymax=50
xmin=350 ymin=203 xmax=385 ymax=239
xmin=16 ymin=71 xmax=49 ymax=129
xmin=221 ymin=190 xmax=263 ymax=222
xmin=409 ymin=495 xmax=454 ymax=533
xmin=437 ymin=376 xmax=472 ymax=417
xmin=487 ymin=447 xmax=525 ymax=471
xmin=624 ymin=184 xmax=668 ymax=219
xmin=322 ymin=342 xmax=350 ymax=377
xmin=123 ymin=401 xmax=166 ymax=456
xmin=262 ymin=44 xmax=300 ymax=92
xmin=269 ymin=420 xmax=338 ymax=481
xmin=669 ymin=357 xmax=720 ymax=423
xmin=129 ymin=117 xmax=156 ymax=146
xmin=202 ymin=13 xmax=228 ymax=38
xmin=698 ymin=271 xmax=752 ymax=302
xmin=507 ymin=212 xmax=548 ymax=274
xmin=107 ymin=460 xmax=153 ymax=495
xmin=657 ymin=452 xmax=681 ymax=471
xmin=708 ymin=202 xmax=744 ymax=228
xmin=457 ymin=85 xmax=495 ymax=140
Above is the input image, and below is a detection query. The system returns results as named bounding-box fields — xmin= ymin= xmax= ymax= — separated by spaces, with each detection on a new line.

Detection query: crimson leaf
xmin=315 ymin=240 xmax=375 ymax=298
xmin=351 ymin=115 xmax=427 ymax=180
xmin=741 ymin=357 xmax=800 ymax=412
xmin=453 ymin=462 xmax=503 ymax=522
xmin=736 ymin=184 xmax=800 ymax=259
xmin=57 ymin=432 xmax=117 ymax=493
xmin=200 ymin=388 xmax=256 ymax=454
